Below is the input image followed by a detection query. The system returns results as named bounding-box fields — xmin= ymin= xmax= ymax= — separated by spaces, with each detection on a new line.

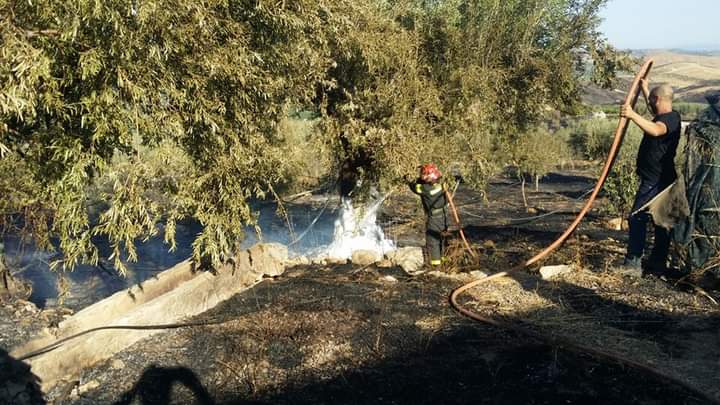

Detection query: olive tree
xmin=1 ymin=0 xmax=630 ymax=274
xmin=327 ymin=0 xmax=632 ymax=193
xmin=0 ymin=0 xmax=354 ymax=272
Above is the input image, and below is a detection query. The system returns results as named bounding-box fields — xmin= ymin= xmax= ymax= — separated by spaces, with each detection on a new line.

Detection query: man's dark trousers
xmin=627 ymin=179 xmax=672 ymax=265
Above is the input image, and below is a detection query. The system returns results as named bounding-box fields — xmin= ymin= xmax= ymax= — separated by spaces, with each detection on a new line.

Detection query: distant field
xmin=583 ymin=50 xmax=720 ymax=105
xmin=643 ymin=51 xmax=720 ymax=102
xmin=596 ymin=101 xmax=707 ymax=121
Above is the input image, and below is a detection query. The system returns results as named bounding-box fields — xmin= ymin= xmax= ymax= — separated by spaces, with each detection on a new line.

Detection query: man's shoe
xmin=623 ymin=256 xmax=642 ymax=267
xmin=644 ymin=264 xmax=686 ymax=280
xmin=614 ymin=256 xmax=643 ymax=278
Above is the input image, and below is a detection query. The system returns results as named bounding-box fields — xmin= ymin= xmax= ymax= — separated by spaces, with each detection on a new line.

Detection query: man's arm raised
xmin=620 ymin=104 xmax=668 ymax=137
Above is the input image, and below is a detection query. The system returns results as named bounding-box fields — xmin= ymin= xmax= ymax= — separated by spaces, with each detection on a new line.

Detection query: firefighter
xmin=406 ymin=163 xmax=449 ymax=268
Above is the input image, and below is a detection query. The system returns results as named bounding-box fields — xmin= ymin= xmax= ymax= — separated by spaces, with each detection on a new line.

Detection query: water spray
xmin=325 ymin=191 xmax=396 ymax=260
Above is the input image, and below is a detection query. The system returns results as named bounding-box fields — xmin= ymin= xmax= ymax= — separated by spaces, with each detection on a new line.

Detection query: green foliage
xmin=507 ymin=126 xmax=572 ymax=186
xmin=599 ymin=102 xmax=704 ymax=120
xmin=320 ymin=0 xmax=631 ymax=192
xmin=316 ymin=1 xmax=446 ymax=197
xmin=0 ymin=0 xmax=353 ymax=271
xmin=0 ymin=0 xmax=630 ymax=273
xmin=569 ymin=118 xmax=619 ymax=160
xmin=674 ymin=102 xmax=707 ymax=120
xmin=566 ymin=117 xmax=642 ymax=215
xmin=275 ymin=116 xmax=333 ymax=194
xmin=90 ymin=140 xmax=193 ymax=275
xmin=603 ymin=132 xmax=641 ymax=216
xmin=598 ymin=104 xmax=618 ymax=115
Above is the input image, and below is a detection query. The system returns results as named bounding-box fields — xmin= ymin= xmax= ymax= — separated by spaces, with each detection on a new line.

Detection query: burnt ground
xmin=6 ymin=163 xmax=720 ymax=404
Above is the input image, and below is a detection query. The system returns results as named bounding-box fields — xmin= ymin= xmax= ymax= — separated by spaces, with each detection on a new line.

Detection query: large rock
xmin=12 ymin=259 xmax=199 ymax=359
xmin=539 ymin=264 xmax=574 ymax=280
xmin=325 ymin=257 xmax=348 ymax=265
xmin=12 ymin=243 xmax=289 ymax=392
xmin=248 ymin=243 xmax=288 ymax=277
xmin=386 ymin=247 xmax=424 ymax=274
xmin=351 ymin=250 xmax=382 ymax=266
xmin=59 ymin=259 xmax=196 ymax=336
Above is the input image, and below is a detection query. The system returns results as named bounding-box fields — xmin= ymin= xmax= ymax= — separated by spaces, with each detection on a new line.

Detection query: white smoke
xmin=6 ymin=192 xmax=397 ymax=310
xmin=324 ymin=196 xmax=396 ymax=260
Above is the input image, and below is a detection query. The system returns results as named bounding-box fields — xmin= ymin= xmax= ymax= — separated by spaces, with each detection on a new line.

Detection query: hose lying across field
xmin=449 ymin=60 xmax=719 ymax=404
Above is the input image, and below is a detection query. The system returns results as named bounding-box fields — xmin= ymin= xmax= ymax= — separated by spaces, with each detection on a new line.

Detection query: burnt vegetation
xmin=4 ymin=1 xmax=720 ymax=404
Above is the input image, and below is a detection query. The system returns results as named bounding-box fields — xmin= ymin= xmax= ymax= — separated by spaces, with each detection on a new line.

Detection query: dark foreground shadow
xmin=211 ymin=326 xmax=708 ymax=405
xmin=114 ymin=365 xmax=215 ymax=405
xmin=0 ymin=347 xmax=45 ymax=405
xmin=204 ymin=267 xmax=712 ymax=405
xmin=100 ymin=264 xmax=717 ymax=405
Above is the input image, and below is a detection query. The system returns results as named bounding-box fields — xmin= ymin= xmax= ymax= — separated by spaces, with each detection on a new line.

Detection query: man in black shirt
xmin=620 ymin=81 xmax=682 ymax=276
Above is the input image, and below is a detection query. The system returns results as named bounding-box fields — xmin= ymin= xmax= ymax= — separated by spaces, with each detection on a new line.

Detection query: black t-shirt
xmin=636 ymin=110 xmax=682 ymax=184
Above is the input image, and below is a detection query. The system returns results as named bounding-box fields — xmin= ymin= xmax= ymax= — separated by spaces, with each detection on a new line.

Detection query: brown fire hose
xmin=449 ymin=61 xmax=719 ymax=404
xmin=445 ymin=189 xmax=477 ymax=258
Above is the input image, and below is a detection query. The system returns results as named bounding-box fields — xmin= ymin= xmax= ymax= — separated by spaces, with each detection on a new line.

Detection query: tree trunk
xmin=0 ymin=253 xmax=31 ymax=301
xmin=521 ymin=176 xmax=528 ymax=208
xmin=0 ymin=253 xmax=8 ymax=292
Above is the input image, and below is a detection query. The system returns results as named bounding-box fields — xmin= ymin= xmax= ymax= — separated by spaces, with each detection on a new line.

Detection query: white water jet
xmin=325 ymin=195 xmax=396 ymax=260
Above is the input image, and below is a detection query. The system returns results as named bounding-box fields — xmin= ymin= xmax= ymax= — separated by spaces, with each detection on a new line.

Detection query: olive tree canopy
xmin=0 ymin=0 xmax=629 ymax=273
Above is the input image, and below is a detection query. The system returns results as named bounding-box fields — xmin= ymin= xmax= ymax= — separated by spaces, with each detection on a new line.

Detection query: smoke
xmin=5 ymin=194 xmax=397 ymax=310
xmin=325 ymin=197 xmax=396 ymax=260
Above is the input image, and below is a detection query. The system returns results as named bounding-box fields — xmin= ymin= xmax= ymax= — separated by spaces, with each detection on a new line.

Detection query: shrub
xmin=569 ymin=119 xmax=618 ymax=161
xmin=604 ymin=133 xmax=641 ymax=216
xmin=565 ymin=117 xmax=643 ymax=216
xmin=674 ymin=102 xmax=707 ymax=121
xmin=508 ymin=126 xmax=573 ymax=205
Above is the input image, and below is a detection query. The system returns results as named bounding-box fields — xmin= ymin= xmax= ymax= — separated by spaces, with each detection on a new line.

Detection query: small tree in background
xmin=508 ymin=127 xmax=573 ymax=207
xmin=567 ymin=118 xmax=643 ymax=217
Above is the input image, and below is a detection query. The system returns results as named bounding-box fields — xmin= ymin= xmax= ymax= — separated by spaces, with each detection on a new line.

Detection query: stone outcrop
xmin=386 ymin=247 xmax=424 ymax=274
xmin=248 ymin=243 xmax=287 ymax=277
xmin=539 ymin=264 xmax=574 ymax=280
xmin=351 ymin=250 xmax=383 ymax=266
xmin=11 ymin=243 xmax=288 ymax=392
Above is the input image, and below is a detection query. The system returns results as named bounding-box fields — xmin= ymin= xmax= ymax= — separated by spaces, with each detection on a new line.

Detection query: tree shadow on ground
xmin=199 ymin=266 xmax=710 ymax=405
xmin=85 ymin=263 xmax=718 ymax=405
xmin=114 ymin=365 xmax=215 ymax=405
xmin=506 ymin=270 xmax=720 ymax=367
xmin=211 ymin=322 xmax=707 ymax=405
xmin=0 ymin=347 xmax=45 ymax=405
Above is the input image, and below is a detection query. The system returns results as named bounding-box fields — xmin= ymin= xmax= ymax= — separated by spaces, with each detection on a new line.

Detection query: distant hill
xmin=582 ymin=50 xmax=720 ymax=105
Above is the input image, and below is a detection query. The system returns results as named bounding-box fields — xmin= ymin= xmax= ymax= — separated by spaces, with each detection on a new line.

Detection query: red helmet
xmin=420 ymin=163 xmax=441 ymax=183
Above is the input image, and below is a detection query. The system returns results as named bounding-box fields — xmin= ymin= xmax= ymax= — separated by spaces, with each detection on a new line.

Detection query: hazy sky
xmin=599 ymin=0 xmax=719 ymax=50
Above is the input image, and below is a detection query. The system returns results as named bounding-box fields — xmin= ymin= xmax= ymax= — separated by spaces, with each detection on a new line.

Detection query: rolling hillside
xmin=583 ymin=50 xmax=720 ymax=105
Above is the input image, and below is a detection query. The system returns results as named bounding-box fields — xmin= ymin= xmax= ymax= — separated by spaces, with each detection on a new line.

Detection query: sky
xmin=598 ymin=0 xmax=720 ymax=50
